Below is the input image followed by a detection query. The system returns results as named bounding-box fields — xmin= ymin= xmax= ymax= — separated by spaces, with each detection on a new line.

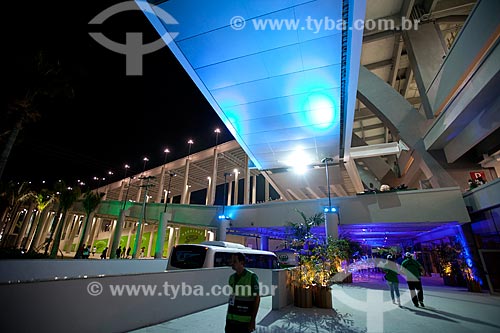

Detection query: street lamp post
xmin=122 ymin=164 xmax=131 ymax=210
xmin=221 ymin=172 xmax=232 ymax=218
xmin=321 ymin=157 xmax=334 ymax=210
xmin=142 ymin=157 xmax=149 ymax=173
xmin=132 ymin=175 xmax=155 ymax=259
xmin=187 ymin=139 xmax=194 ymax=158
xmin=214 ymin=128 xmax=221 ymax=147
xmin=163 ymin=172 xmax=176 ymax=213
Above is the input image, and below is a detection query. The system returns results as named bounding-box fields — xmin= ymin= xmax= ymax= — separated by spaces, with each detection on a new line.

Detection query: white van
xmin=166 ymin=241 xmax=280 ymax=270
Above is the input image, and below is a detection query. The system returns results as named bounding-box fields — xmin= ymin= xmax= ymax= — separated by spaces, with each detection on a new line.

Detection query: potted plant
xmin=286 ymin=209 xmax=359 ymax=308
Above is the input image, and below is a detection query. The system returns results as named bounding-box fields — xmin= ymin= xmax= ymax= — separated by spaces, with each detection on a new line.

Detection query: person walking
xmin=382 ymin=254 xmax=400 ymax=306
xmin=225 ymin=252 xmax=260 ymax=333
xmin=116 ymin=246 xmax=122 ymax=259
xmin=401 ymin=252 xmax=425 ymax=307
xmin=100 ymin=247 xmax=108 ymax=259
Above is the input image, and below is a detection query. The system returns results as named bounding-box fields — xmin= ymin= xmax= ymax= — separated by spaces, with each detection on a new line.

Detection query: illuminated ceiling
xmin=139 ymin=0 xmax=365 ymax=171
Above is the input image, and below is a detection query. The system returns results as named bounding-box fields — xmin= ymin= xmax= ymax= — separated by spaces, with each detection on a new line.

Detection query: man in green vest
xmin=225 ymin=252 xmax=260 ymax=333
xmin=401 ymin=252 xmax=425 ymax=307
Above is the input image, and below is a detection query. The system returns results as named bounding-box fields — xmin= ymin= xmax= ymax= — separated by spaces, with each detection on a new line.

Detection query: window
xmin=169 ymin=245 xmax=207 ymax=269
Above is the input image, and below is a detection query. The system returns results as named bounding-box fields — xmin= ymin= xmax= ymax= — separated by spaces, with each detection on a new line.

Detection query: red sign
xmin=469 ymin=171 xmax=486 ymax=181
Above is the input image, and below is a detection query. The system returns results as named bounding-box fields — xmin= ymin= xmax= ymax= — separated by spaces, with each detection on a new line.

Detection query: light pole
xmin=214 ymin=128 xmax=221 ymax=147
xmin=122 ymin=164 xmax=131 ymax=210
xmin=163 ymin=148 xmax=170 ymax=164
xmin=221 ymin=172 xmax=232 ymax=218
xmin=321 ymin=157 xmax=334 ymax=210
xmin=132 ymin=175 xmax=155 ymax=259
xmin=163 ymin=172 xmax=176 ymax=213
xmin=142 ymin=157 xmax=149 ymax=173
xmin=187 ymin=139 xmax=194 ymax=158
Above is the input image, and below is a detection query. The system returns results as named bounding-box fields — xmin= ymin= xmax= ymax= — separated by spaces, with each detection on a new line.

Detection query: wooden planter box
xmin=313 ymin=285 xmax=332 ymax=309
xmin=467 ymin=280 xmax=482 ymax=292
xmin=293 ymin=286 xmax=313 ymax=308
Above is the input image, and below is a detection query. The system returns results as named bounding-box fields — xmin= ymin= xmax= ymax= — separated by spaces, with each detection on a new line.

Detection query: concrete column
xmin=87 ymin=217 xmax=101 ymax=249
xmin=25 ymin=211 xmax=42 ymax=250
xmin=118 ymin=180 xmax=126 ymax=201
xmin=244 ymin=156 xmax=250 ymax=205
xmin=260 ymin=235 xmax=269 ymax=251
xmin=325 ymin=213 xmax=339 ymax=240
xmin=16 ymin=202 xmax=36 ymax=248
xmin=264 ymin=178 xmax=270 ymax=202
xmin=218 ymin=220 xmax=230 ymax=241
xmin=403 ymin=22 xmax=447 ymax=118
xmin=174 ymin=227 xmax=181 ymax=247
xmin=252 ymin=176 xmax=257 ymax=204
xmin=64 ymin=215 xmax=80 ymax=253
xmin=186 ymin=191 xmax=192 ymax=204
xmin=136 ymin=178 xmax=143 ymax=202
xmin=209 ymin=147 xmax=219 ymax=205
xmin=165 ymin=226 xmax=174 ymax=259
xmin=181 ymin=159 xmax=191 ymax=204
xmin=109 ymin=209 xmax=127 ymax=259
xmin=37 ymin=211 xmax=55 ymax=247
xmin=357 ymin=65 xmax=457 ymax=188
xmin=205 ymin=177 xmax=211 ymax=205
xmin=32 ymin=210 xmax=52 ymax=250
xmin=155 ymin=212 xmax=170 ymax=259
xmin=81 ymin=213 xmax=96 ymax=246
xmin=126 ymin=226 xmax=133 ymax=250
xmin=156 ymin=167 xmax=166 ymax=203
xmin=147 ymin=229 xmax=154 ymax=257
xmin=62 ymin=213 xmax=75 ymax=242
xmin=107 ymin=220 xmax=116 ymax=252
xmin=233 ymin=170 xmax=239 ymax=205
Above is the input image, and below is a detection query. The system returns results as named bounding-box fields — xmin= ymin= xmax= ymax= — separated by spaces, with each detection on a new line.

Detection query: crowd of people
xmin=75 ymin=244 xmax=139 ymax=259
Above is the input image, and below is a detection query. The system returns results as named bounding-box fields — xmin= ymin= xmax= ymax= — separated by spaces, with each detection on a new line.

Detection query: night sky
xmin=3 ymin=0 xmax=234 ymax=188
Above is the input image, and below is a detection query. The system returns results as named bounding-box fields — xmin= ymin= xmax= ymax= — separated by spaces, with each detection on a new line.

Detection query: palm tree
xmin=1 ymin=50 xmax=74 ymax=181
xmin=0 ymin=181 xmax=31 ymax=246
xmin=28 ymin=190 xmax=56 ymax=252
xmin=48 ymin=183 xmax=81 ymax=258
xmin=75 ymin=191 xmax=104 ymax=257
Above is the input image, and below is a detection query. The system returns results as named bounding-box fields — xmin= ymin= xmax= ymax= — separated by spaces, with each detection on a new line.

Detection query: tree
xmin=75 ymin=191 xmax=104 ymax=257
xmin=48 ymin=182 xmax=81 ymax=258
xmin=0 ymin=181 xmax=32 ymax=246
xmin=287 ymin=209 xmax=325 ymax=250
xmin=1 ymin=50 xmax=74 ymax=181
xmin=28 ymin=190 xmax=56 ymax=252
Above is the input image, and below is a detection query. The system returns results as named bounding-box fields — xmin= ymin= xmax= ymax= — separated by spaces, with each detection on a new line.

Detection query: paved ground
xmin=130 ymin=274 xmax=500 ymax=333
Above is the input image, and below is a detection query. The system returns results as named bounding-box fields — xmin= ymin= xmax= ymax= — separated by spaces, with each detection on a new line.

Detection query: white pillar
xmin=156 ymin=166 xmax=166 ymax=203
xmin=166 ymin=226 xmax=174 ymax=259
xmin=181 ymin=159 xmax=191 ymax=204
xmin=205 ymin=177 xmax=211 ymax=205
xmin=233 ymin=170 xmax=239 ymax=205
xmin=210 ymin=147 xmax=219 ymax=205
xmin=147 ymin=229 xmax=154 ymax=257
xmin=218 ymin=220 xmax=230 ymax=241
xmin=325 ymin=213 xmax=339 ymax=240
xmin=264 ymin=178 xmax=270 ymax=202
xmin=244 ymin=155 xmax=250 ymax=205
xmin=252 ymin=176 xmax=257 ymax=204
xmin=227 ymin=181 xmax=233 ymax=206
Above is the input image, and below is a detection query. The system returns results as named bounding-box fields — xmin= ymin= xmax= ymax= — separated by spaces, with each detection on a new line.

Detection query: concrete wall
xmin=225 ymin=187 xmax=470 ymax=227
xmin=0 ymin=259 xmax=169 ymax=283
xmin=0 ymin=266 xmax=280 ymax=332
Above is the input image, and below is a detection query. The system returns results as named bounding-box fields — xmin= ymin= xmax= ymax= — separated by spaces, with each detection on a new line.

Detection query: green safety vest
xmin=226 ymin=269 xmax=258 ymax=323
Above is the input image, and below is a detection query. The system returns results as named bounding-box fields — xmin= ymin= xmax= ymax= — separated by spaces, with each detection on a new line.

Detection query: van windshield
xmin=169 ymin=245 xmax=207 ymax=269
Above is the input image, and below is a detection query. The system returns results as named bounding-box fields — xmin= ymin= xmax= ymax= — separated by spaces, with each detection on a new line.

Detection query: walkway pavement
xmin=130 ymin=275 xmax=500 ymax=333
